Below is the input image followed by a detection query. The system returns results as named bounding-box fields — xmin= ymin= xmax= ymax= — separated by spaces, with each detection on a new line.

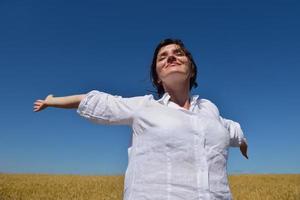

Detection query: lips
xmin=166 ymin=63 xmax=180 ymax=68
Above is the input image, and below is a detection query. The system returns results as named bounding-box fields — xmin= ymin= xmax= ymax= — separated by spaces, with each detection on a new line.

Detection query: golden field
xmin=0 ymin=174 xmax=299 ymax=200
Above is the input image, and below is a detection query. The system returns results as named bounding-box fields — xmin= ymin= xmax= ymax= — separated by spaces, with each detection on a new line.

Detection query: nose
xmin=167 ymin=55 xmax=176 ymax=63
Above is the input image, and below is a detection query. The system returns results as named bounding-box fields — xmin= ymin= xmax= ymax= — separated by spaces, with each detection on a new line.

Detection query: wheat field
xmin=0 ymin=174 xmax=299 ymax=200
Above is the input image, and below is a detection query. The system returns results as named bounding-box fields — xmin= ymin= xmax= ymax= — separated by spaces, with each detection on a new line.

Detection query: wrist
xmin=45 ymin=95 xmax=55 ymax=106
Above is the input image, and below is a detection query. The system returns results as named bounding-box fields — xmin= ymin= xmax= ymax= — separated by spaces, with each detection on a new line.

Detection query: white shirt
xmin=77 ymin=90 xmax=247 ymax=200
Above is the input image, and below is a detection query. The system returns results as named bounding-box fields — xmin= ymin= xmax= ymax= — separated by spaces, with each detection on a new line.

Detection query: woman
xmin=33 ymin=38 xmax=248 ymax=200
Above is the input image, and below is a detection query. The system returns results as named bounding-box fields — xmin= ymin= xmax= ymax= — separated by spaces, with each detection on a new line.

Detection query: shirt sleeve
xmin=77 ymin=90 xmax=152 ymax=125
xmin=202 ymin=99 xmax=247 ymax=147
xmin=219 ymin=117 xmax=247 ymax=147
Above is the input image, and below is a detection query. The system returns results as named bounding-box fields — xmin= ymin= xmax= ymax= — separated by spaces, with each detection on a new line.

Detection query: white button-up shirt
xmin=77 ymin=90 xmax=247 ymax=200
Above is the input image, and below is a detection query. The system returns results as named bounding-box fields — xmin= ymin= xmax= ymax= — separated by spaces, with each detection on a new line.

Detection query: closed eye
xmin=158 ymin=56 xmax=166 ymax=61
xmin=174 ymin=49 xmax=185 ymax=56
xmin=157 ymin=52 xmax=167 ymax=61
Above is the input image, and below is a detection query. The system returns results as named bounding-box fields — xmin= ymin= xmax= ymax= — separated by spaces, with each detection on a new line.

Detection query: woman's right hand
xmin=33 ymin=94 xmax=54 ymax=112
xmin=240 ymin=140 xmax=248 ymax=159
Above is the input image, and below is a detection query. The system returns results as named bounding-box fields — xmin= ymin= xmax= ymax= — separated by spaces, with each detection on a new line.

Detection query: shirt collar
xmin=157 ymin=92 xmax=200 ymax=107
xmin=157 ymin=92 xmax=171 ymax=105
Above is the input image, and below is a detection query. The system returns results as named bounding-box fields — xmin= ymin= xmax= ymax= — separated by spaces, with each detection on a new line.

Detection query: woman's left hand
xmin=240 ymin=141 xmax=248 ymax=159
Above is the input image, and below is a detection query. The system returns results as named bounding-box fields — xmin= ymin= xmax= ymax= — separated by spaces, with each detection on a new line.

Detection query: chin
xmin=163 ymin=73 xmax=190 ymax=84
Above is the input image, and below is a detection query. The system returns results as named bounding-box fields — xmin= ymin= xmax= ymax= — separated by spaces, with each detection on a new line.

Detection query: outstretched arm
xmin=33 ymin=94 xmax=86 ymax=112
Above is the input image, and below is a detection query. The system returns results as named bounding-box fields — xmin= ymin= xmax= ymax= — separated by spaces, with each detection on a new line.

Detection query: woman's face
xmin=156 ymin=44 xmax=193 ymax=86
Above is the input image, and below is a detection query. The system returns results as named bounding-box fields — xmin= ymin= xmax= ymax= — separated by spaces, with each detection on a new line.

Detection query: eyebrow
xmin=173 ymin=48 xmax=184 ymax=54
xmin=158 ymin=48 xmax=183 ymax=58
xmin=158 ymin=52 xmax=168 ymax=58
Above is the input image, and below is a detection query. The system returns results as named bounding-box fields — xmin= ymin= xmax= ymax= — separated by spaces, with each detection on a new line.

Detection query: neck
xmin=163 ymin=80 xmax=191 ymax=109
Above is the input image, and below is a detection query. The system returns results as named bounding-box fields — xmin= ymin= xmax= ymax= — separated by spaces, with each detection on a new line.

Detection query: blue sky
xmin=0 ymin=0 xmax=299 ymax=175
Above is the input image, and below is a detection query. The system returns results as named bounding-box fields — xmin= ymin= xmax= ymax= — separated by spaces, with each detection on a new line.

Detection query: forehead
xmin=158 ymin=44 xmax=182 ymax=55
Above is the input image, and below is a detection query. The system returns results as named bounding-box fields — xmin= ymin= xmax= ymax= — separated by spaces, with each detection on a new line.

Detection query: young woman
xmin=33 ymin=38 xmax=248 ymax=200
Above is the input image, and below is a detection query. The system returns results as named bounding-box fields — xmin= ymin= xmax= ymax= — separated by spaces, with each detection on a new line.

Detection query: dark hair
xmin=150 ymin=38 xmax=198 ymax=97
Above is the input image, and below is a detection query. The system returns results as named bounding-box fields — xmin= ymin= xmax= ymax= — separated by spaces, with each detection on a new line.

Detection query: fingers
xmin=33 ymin=104 xmax=42 ymax=112
xmin=33 ymin=99 xmax=46 ymax=112
xmin=34 ymin=100 xmax=45 ymax=104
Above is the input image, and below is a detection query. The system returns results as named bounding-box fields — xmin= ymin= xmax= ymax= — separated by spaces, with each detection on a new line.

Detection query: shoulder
xmin=197 ymin=98 xmax=220 ymax=117
xmin=82 ymin=90 xmax=155 ymax=108
xmin=86 ymin=90 xmax=154 ymax=100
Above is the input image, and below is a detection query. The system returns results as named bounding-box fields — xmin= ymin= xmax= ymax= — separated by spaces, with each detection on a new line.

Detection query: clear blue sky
xmin=0 ymin=0 xmax=299 ymax=175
